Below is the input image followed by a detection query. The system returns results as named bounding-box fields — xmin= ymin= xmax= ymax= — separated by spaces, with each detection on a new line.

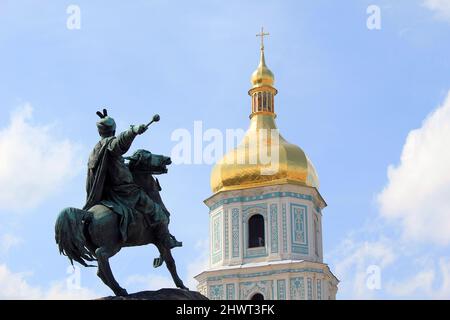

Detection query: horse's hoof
xmin=116 ymin=288 xmax=128 ymax=296
xmin=153 ymin=257 xmax=163 ymax=268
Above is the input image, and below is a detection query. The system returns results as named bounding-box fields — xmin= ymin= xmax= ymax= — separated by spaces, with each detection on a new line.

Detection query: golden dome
xmin=210 ymin=114 xmax=319 ymax=193
xmin=210 ymin=29 xmax=319 ymax=194
xmin=251 ymin=50 xmax=275 ymax=88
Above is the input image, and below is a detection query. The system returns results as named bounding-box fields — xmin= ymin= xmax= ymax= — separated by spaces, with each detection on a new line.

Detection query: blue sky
xmin=1 ymin=0 xmax=450 ymax=299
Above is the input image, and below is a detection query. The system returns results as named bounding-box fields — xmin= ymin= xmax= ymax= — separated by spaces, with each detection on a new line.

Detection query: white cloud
xmin=125 ymin=274 xmax=175 ymax=290
xmin=0 ymin=233 xmax=23 ymax=254
xmin=0 ymin=104 xmax=82 ymax=211
xmin=386 ymin=269 xmax=434 ymax=298
xmin=44 ymin=281 xmax=98 ymax=300
xmin=385 ymin=258 xmax=450 ymax=299
xmin=424 ymin=0 xmax=450 ymax=22
xmin=125 ymin=239 xmax=209 ymax=292
xmin=0 ymin=264 xmax=41 ymax=299
xmin=333 ymin=91 xmax=450 ymax=299
xmin=0 ymin=264 xmax=97 ymax=300
xmin=185 ymin=239 xmax=209 ymax=290
xmin=331 ymin=234 xmax=450 ymax=299
xmin=331 ymin=237 xmax=396 ymax=299
xmin=378 ymin=91 xmax=450 ymax=245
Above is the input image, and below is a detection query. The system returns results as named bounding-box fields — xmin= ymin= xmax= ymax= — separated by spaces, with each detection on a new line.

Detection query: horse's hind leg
xmin=95 ymin=247 xmax=128 ymax=296
xmin=155 ymin=240 xmax=188 ymax=290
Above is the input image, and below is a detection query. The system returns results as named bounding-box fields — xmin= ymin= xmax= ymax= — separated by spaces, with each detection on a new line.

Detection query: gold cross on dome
xmin=256 ymin=27 xmax=269 ymax=50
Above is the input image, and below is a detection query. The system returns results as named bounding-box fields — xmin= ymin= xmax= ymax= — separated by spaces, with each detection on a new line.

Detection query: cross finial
xmin=256 ymin=26 xmax=269 ymax=50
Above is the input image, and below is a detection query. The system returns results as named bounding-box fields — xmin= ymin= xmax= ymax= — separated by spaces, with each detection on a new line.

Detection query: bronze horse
xmin=55 ymin=150 xmax=187 ymax=296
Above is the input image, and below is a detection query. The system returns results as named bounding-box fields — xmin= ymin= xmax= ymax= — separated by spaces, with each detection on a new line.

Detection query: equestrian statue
xmin=55 ymin=109 xmax=187 ymax=296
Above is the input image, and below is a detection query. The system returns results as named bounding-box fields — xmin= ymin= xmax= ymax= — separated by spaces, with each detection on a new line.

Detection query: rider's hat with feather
xmin=96 ymin=108 xmax=116 ymax=137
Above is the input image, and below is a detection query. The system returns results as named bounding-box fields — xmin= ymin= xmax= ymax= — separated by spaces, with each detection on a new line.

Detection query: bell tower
xmin=195 ymin=29 xmax=338 ymax=300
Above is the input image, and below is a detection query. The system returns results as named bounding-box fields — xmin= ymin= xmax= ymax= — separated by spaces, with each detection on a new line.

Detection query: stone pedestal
xmin=99 ymin=288 xmax=208 ymax=300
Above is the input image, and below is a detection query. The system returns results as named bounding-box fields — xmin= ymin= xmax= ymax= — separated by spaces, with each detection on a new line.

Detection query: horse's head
xmin=126 ymin=149 xmax=172 ymax=175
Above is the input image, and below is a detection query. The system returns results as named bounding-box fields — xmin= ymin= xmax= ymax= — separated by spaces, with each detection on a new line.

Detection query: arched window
xmin=263 ymin=92 xmax=267 ymax=110
xmin=257 ymin=93 xmax=262 ymax=111
xmin=251 ymin=293 xmax=264 ymax=300
xmin=314 ymin=218 xmax=319 ymax=256
xmin=271 ymin=94 xmax=274 ymax=112
xmin=248 ymin=214 xmax=265 ymax=248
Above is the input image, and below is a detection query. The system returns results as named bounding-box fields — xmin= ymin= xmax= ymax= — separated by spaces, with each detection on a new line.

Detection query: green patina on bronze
xmin=55 ymin=110 xmax=187 ymax=296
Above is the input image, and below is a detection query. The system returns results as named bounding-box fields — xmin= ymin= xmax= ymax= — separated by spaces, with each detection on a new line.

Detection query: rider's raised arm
xmin=108 ymin=129 xmax=138 ymax=156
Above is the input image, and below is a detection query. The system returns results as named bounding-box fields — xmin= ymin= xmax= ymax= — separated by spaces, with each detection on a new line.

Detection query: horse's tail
xmin=55 ymin=207 xmax=96 ymax=267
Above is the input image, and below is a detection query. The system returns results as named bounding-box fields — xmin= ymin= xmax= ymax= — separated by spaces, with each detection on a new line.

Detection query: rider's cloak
xmin=83 ymin=130 xmax=140 ymax=241
xmin=84 ymin=136 xmax=113 ymax=211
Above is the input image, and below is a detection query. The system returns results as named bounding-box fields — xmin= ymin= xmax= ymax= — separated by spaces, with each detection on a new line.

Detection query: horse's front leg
xmin=156 ymin=241 xmax=188 ymax=290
